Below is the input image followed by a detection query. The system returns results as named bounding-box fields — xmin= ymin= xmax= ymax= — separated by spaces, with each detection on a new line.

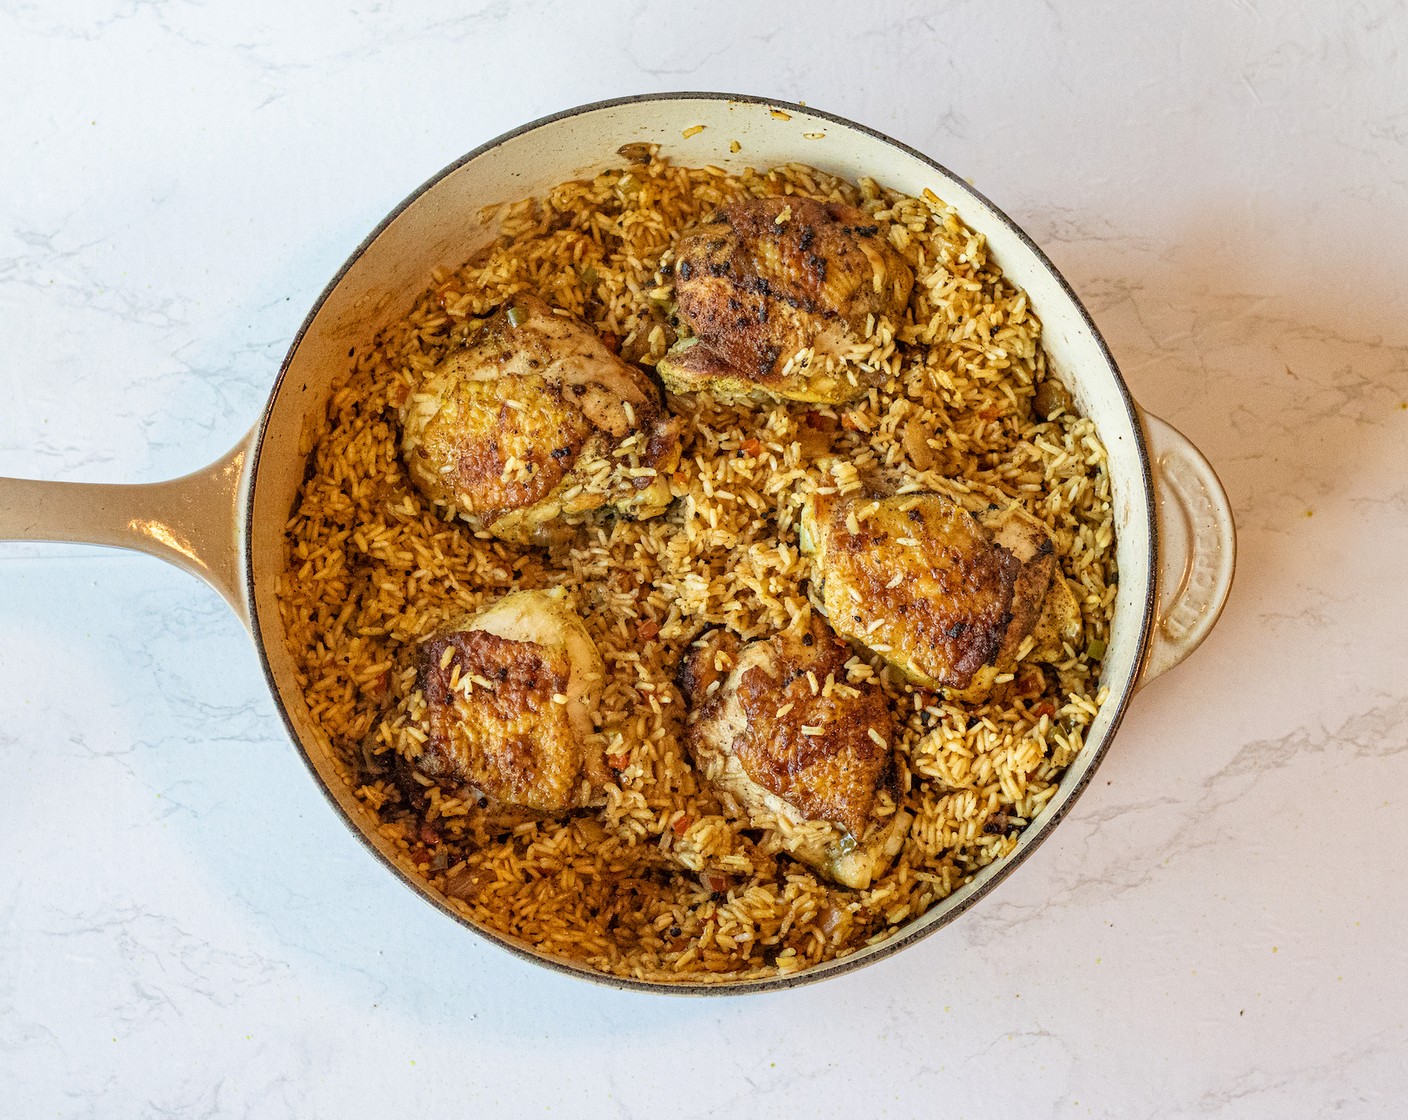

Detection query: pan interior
xmin=245 ymin=94 xmax=1154 ymax=991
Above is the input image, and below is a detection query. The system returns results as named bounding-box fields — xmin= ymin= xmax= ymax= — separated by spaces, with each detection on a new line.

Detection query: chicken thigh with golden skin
xmin=658 ymin=197 xmax=914 ymax=404
xmin=413 ymin=589 xmax=609 ymax=816
xmin=799 ymin=492 xmax=1083 ymax=697
xmin=399 ymin=294 xmax=682 ymax=544
xmin=678 ymin=617 xmax=911 ymax=889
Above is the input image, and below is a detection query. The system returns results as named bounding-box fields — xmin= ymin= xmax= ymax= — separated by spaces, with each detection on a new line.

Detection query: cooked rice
xmin=275 ymin=154 xmax=1116 ymax=984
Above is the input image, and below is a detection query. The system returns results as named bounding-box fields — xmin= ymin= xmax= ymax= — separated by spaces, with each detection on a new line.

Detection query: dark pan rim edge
xmin=244 ymin=90 xmax=1158 ymax=997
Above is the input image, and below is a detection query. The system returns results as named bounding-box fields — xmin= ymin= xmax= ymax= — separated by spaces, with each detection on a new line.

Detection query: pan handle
xmin=0 ymin=429 xmax=255 ymax=627
xmin=1136 ymin=409 xmax=1236 ymax=688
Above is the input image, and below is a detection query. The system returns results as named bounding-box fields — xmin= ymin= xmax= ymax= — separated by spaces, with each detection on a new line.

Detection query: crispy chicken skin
xmin=678 ymin=616 xmax=910 ymax=888
xmin=399 ymin=294 xmax=681 ymax=543
xmin=414 ymin=589 xmax=608 ymax=815
xmin=799 ymin=492 xmax=1083 ymax=693
xmin=658 ymin=197 xmax=914 ymax=404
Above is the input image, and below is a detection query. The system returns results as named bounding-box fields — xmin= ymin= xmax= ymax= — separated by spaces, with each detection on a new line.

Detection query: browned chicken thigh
xmin=412 ymin=589 xmax=609 ymax=816
xmin=399 ymin=294 xmax=681 ymax=543
xmin=800 ymin=493 xmax=1083 ymax=697
xmin=658 ymin=197 xmax=914 ymax=403
xmin=678 ymin=616 xmax=911 ymax=889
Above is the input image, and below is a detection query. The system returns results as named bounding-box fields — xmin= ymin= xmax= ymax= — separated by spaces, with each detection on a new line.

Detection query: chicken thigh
xmin=678 ymin=617 xmax=911 ymax=889
xmin=412 ymin=588 xmax=609 ymax=815
xmin=799 ymin=492 xmax=1083 ymax=696
xmin=399 ymin=294 xmax=682 ymax=543
xmin=658 ymin=197 xmax=914 ymax=404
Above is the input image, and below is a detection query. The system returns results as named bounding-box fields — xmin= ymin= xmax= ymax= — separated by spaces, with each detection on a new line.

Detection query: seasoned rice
xmin=275 ymin=153 xmax=1116 ymax=983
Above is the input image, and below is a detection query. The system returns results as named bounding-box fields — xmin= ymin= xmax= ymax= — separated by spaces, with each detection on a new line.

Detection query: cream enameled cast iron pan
xmin=0 ymin=94 xmax=1236 ymax=993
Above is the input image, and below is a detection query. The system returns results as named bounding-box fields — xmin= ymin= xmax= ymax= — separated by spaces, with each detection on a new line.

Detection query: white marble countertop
xmin=2 ymin=2 xmax=1405 ymax=1116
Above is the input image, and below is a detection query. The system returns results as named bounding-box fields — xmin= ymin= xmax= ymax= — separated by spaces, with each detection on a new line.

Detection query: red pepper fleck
xmin=740 ymin=438 xmax=762 ymax=457
xmin=672 ymin=814 xmax=694 ymax=835
xmin=1032 ymin=700 xmax=1056 ymax=720
xmin=607 ymin=752 xmax=630 ymax=770
xmin=637 ymin=618 xmax=659 ymax=641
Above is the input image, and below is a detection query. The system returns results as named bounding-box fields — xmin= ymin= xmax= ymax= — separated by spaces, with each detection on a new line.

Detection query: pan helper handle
xmin=1137 ymin=409 xmax=1236 ymax=688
